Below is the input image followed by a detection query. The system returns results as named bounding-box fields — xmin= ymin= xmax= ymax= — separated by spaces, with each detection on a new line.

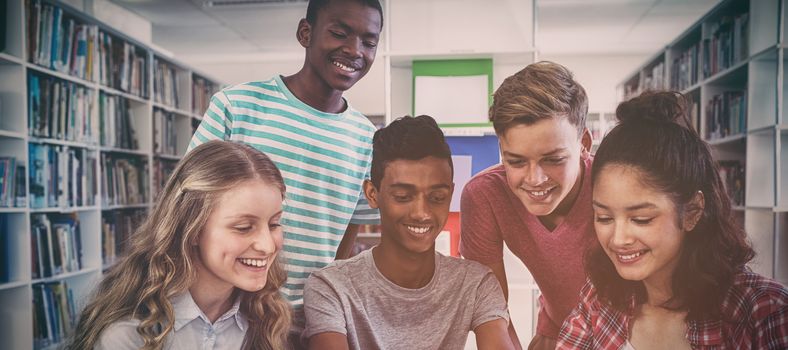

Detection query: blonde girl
xmin=67 ymin=140 xmax=291 ymax=350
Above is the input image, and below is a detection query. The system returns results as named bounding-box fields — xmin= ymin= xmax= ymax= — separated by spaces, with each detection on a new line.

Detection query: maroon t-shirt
xmin=459 ymin=157 xmax=595 ymax=339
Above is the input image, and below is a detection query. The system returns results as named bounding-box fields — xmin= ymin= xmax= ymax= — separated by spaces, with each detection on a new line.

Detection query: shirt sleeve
xmin=459 ymin=177 xmax=504 ymax=264
xmin=94 ymin=319 xmax=145 ymax=350
xmin=471 ymin=269 xmax=511 ymax=330
xmin=751 ymin=283 xmax=788 ymax=349
xmin=303 ymin=273 xmax=348 ymax=340
xmin=556 ymin=280 xmax=596 ymax=350
xmin=187 ymin=91 xmax=234 ymax=152
xmin=349 ymin=164 xmax=379 ymax=225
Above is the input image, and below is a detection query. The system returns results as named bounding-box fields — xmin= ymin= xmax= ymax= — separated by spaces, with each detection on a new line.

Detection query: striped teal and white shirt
xmin=188 ymin=75 xmax=380 ymax=328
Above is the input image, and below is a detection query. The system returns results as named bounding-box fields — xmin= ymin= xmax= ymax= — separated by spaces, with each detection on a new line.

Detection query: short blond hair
xmin=490 ymin=61 xmax=588 ymax=135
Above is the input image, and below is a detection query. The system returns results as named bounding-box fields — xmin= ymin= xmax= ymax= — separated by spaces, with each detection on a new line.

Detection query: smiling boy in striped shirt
xmin=188 ymin=0 xmax=383 ymax=346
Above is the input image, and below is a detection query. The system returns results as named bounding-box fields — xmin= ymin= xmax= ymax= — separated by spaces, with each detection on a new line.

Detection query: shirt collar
xmin=172 ymin=291 xmax=246 ymax=332
xmin=625 ymin=294 xmax=724 ymax=347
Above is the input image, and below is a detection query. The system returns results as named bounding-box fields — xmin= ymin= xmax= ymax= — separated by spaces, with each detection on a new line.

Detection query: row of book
xmin=0 ymin=157 xmax=25 ymax=208
xmin=102 ymin=209 xmax=147 ymax=267
xmin=27 ymin=0 xmax=100 ymax=82
xmin=670 ymin=42 xmax=701 ymax=91
xmin=99 ymin=92 xmax=139 ymax=150
xmin=33 ymin=281 xmax=76 ymax=349
xmin=153 ymin=159 xmax=178 ymax=200
xmin=29 ymin=144 xmax=98 ymax=209
xmin=28 ymin=72 xmax=98 ymax=143
xmin=101 ymin=154 xmax=149 ymax=206
xmin=27 ymin=0 xmax=150 ymax=98
xmin=154 ymin=59 xmax=181 ymax=108
xmin=193 ymin=76 xmax=219 ymax=115
xmin=702 ymin=13 xmax=749 ymax=79
xmin=31 ymin=213 xmax=82 ymax=279
xmin=718 ymin=160 xmax=745 ymax=207
xmin=705 ymin=90 xmax=747 ymax=141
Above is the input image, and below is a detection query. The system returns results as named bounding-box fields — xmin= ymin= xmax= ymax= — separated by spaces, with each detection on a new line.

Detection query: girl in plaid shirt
xmin=557 ymin=91 xmax=788 ymax=350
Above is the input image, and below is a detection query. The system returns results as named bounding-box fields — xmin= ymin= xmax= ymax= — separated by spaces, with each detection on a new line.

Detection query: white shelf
xmin=99 ymin=146 xmax=149 ymax=157
xmin=99 ymin=85 xmax=149 ymax=104
xmin=707 ymin=133 xmax=747 ymax=146
xmin=101 ymin=203 xmax=150 ymax=210
xmin=0 ymin=280 xmax=29 ymax=291
xmin=619 ymin=0 xmax=785 ymax=284
xmin=153 ymin=101 xmax=192 ymax=116
xmin=31 ymin=268 xmax=100 ymax=284
xmin=26 ymin=63 xmax=97 ymax=88
xmin=30 ymin=206 xmax=98 ymax=213
xmin=27 ymin=136 xmax=96 ymax=148
xmin=0 ymin=52 xmax=23 ymax=65
xmin=0 ymin=129 xmax=26 ymax=139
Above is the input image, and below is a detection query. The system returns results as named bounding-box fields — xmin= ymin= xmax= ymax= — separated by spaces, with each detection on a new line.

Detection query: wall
xmin=538 ymin=53 xmax=650 ymax=113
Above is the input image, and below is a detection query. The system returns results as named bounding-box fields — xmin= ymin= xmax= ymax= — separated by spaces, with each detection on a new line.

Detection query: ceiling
xmin=109 ymin=0 xmax=721 ymax=64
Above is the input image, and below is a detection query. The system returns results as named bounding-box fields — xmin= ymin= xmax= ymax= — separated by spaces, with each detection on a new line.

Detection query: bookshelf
xmin=617 ymin=0 xmax=787 ymax=286
xmin=0 ymin=0 xmax=223 ymax=348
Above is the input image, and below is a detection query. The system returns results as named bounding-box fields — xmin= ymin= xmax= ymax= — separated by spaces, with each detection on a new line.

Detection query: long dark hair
xmin=587 ymin=91 xmax=754 ymax=321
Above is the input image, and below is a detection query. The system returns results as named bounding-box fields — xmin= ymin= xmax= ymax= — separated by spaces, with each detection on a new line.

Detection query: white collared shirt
xmin=95 ymin=291 xmax=248 ymax=350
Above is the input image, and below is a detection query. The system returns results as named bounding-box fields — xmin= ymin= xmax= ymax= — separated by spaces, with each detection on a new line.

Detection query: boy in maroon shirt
xmin=460 ymin=61 xmax=595 ymax=350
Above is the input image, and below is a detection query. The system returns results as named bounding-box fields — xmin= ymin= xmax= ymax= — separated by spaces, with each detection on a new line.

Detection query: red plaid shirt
xmin=557 ymin=269 xmax=788 ymax=349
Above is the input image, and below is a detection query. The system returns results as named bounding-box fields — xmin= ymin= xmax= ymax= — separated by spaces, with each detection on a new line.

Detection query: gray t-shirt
xmin=303 ymin=249 xmax=509 ymax=350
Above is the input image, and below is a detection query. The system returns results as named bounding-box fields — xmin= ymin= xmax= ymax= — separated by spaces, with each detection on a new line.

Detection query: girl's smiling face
xmin=592 ymin=164 xmax=686 ymax=289
xmin=196 ymin=179 xmax=284 ymax=293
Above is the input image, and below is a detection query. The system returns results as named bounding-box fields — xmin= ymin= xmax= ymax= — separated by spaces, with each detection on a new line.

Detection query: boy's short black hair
xmin=370 ymin=115 xmax=453 ymax=188
xmin=306 ymin=0 xmax=384 ymax=28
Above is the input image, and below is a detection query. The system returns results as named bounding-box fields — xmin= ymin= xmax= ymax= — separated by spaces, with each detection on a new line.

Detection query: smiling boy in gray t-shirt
xmin=303 ymin=115 xmax=513 ymax=350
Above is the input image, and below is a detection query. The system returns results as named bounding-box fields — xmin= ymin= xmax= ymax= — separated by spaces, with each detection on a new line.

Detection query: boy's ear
xmin=363 ymin=180 xmax=380 ymax=209
xmin=296 ymin=18 xmax=312 ymax=48
xmin=580 ymin=127 xmax=592 ymax=158
xmin=683 ymin=191 xmax=705 ymax=232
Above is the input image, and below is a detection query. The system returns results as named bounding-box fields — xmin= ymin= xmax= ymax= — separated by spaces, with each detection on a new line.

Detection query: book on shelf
xmin=639 ymin=61 xmax=665 ymax=92
xmin=28 ymin=72 xmax=98 ymax=143
xmin=27 ymin=0 xmax=101 ymax=82
xmin=153 ymin=108 xmax=176 ymax=156
xmin=33 ymin=281 xmax=77 ymax=349
xmin=153 ymin=158 xmax=178 ymax=199
xmin=0 ymin=157 xmax=26 ymax=207
xmin=101 ymin=208 xmax=146 ymax=267
xmin=0 ymin=0 xmax=6 ymax=53
xmin=192 ymin=76 xmax=219 ymax=115
xmin=99 ymin=92 xmax=139 ymax=150
xmin=705 ymin=90 xmax=747 ymax=140
xmin=0 ymin=214 xmax=8 ymax=283
xmin=101 ymin=153 xmax=149 ymax=206
xmin=718 ymin=160 xmax=744 ymax=207
xmin=154 ymin=59 xmax=180 ymax=108
xmin=702 ymin=12 xmax=748 ymax=79
xmin=671 ymin=42 xmax=701 ymax=91
xmin=30 ymin=213 xmax=82 ymax=279
xmin=105 ymin=35 xmax=148 ymax=98
xmin=28 ymin=144 xmax=97 ymax=209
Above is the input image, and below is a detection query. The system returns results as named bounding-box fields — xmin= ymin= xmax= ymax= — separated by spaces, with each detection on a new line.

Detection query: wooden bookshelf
xmin=617 ymin=0 xmax=787 ymax=286
xmin=0 ymin=0 xmax=223 ymax=348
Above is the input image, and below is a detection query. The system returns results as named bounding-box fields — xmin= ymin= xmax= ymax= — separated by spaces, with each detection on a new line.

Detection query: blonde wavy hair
xmin=67 ymin=140 xmax=292 ymax=350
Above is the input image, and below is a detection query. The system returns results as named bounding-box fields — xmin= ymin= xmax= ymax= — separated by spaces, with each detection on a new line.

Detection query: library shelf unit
xmin=0 ymin=0 xmax=222 ymax=349
xmin=617 ymin=0 xmax=787 ymax=286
